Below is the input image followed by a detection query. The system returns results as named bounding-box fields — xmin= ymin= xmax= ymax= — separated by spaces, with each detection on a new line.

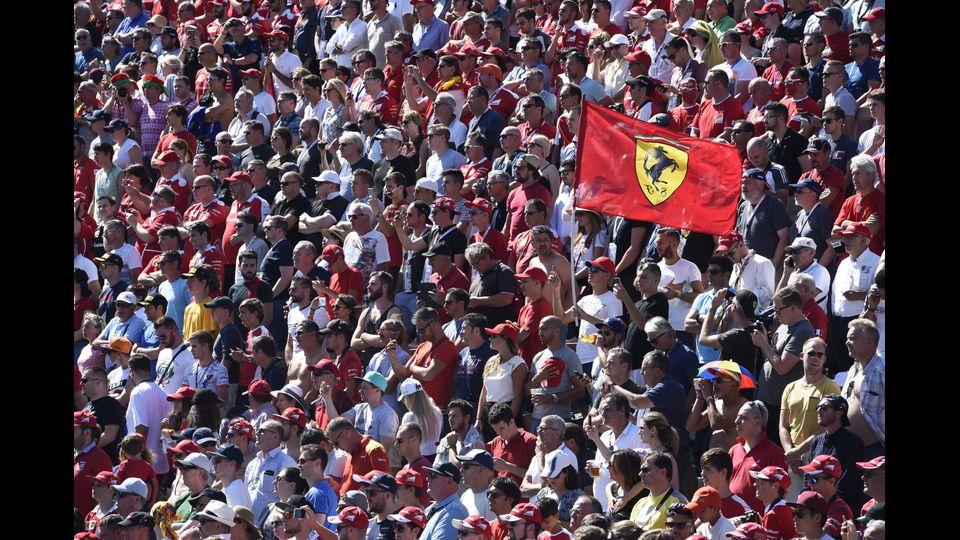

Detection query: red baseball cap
xmin=515 ymin=266 xmax=548 ymax=284
xmin=75 ymin=533 xmax=101 ymax=540
xmin=624 ymin=49 xmax=652 ymax=64
xmin=225 ymin=171 xmax=252 ymax=184
xmin=322 ymin=244 xmax=344 ymax=263
xmin=585 ymin=256 xmax=615 ymax=275
xmin=754 ymin=2 xmax=784 ymax=17
xmin=265 ymin=29 xmax=289 ymax=42
xmin=749 ymin=466 xmax=791 ymax=490
xmin=786 ymin=490 xmax=829 ymax=516
xmin=434 ymin=197 xmax=457 ymax=211
xmin=388 ymin=506 xmax=427 ymax=528
xmin=328 ymin=506 xmax=369 ymax=529
xmin=485 ymin=322 xmax=520 ymax=342
xmin=453 ymin=516 xmax=493 ymax=538
xmin=685 ymin=486 xmax=721 ymax=513
xmin=166 ymin=385 xmax=197 ymax=401
xmin=500 ymin=503 xmax=542 ymax=525
xmin=725 ymin=523 xmax=772 ymax=540
xmin=799 ymin=455 xmax=842 ymax=479
xmin=856 ymin=456 xmax=885 ymax=471
xmin=90 ymin=471 xmax=120 ymax=486
xmin=75 ymin=411 xmax=98 ymax=428
xmin=838 ymin=222 xmax=873 ymax=239
xmin=309 ymin=358 xmax=341 ymax=377
xmin=240 ymin=68 xmax=264 ymax=81
xmin=242 ymin=379 xmax=272 ymax=397
xmin=152 ymin=149 xmax=180 ymax=167
xmin=624 ymin=6 xmax=647 ymax=18
xmin=167 ymin=439 xmax=202 ymax=456
xmin=716 ymin=231 xmax=743 ymax=252
xmin=274 ymin=407 xmax=308 ymax=429
xmin=455 ymin=43 xmax=481 ymax=58
xmin=212 ymin=154 xmax=233 ymax=167
xmin=541 ymin=357 xmax=567 ymax=388
xmin=465 ymin=198 xmax=494 ymax=214
xmin=864 ymin=7 xmax=885 ymax=20
xmin=410 ymin=0 xmax=433 ymax=7
xmin=395 ymin=468 xmax=426 ymax=489
xmin=230 ymin=420 xmax=255 ymax=439
xmin=475 ymin=63 xmax=503 ymax=81
xmin=479 ymin=47 xmax=508 ymax=59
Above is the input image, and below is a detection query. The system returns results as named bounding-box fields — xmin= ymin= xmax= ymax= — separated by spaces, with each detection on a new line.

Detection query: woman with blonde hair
xmin=398 ymin=378 xmax=443 ymax=461
xmin=159 ymin=56 xmax=183 ymax=96
xmin=475 ymin=323 xmax=528 ymax=440
xmin=168 ymin=138 xmax=195 ymax=182
xmin=571 ymin=209 xmax=608 ymax=291
xmin=638 ymin=411 xmax=681 ymax=491
xmin=321 ymin=78 xmax=352 ymax=143
xmin=401 ymin=110 xmax=429 ymax=177
xmin=77 ymin=312 xmax=107 ymax=370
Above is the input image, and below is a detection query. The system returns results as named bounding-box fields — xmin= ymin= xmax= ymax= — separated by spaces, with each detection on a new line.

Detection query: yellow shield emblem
xmin=634 ymin=136 xmax=690 ymax=206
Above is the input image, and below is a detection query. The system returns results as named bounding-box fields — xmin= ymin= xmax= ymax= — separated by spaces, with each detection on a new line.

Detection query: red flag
xmin=574 ymin=101 xmax=742 ymax=236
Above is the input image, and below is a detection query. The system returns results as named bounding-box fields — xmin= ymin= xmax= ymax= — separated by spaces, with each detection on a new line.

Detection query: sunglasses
xmin=805 ymin=351 xmax=826 ymax=357
xmin=705 ymin=269 xmax=723 ymax=275
xmin=280 ymin=181 xmax=299 ymax=186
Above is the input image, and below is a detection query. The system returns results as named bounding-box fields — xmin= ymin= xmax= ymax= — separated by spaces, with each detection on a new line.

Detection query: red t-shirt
xmin=762 ymin=62 xmax=794 ymax=103
xmin=834 ymin=190 xmax=885 ymax=255
xmin=720 ymin=493 xmax=753 ymax=519
xmin=430 ymin=267 xmax=471 ymax=323
xmin=668 ymin=104 xmax=699 ymax=134
xmin=240 ymin=325 xmax=271 ymax=387
xmin=75 ymin=446 xmax=114 ymax=516
xmin=471 ymin=227 xmax=509 ymax=263
xmin=860 ymin=498 xmax=878 ymax=516
xmin=156 ymin=130 xmax=198 ymax=155
xmin=360 ymin=91 xmax=399 ymax=127
xmin=519 ymin=121 xmax=557 ymax=146
xmin=557 ymin=24 xmax=590 ymax=52
xmin=190 ymin=244 xmax=226 ymax=285
xmin=75 ymin=157 xmax=96 ymax=202
xmin=491 ymin=520 xmax=510 ymax=540
xmin=728 ymin=433 xmax=787 ymax=514
xmin=183 ymin=199 xmax=229 ymax=248
xmin=116 ymin=458 xmax=158 ymax=486
xmin=781 ymin=95 xmax=822 ymax=132
xmin=506 ymin=183 xmax=553 ymax=239
xmin=692 ymin=96 xmax=745 ymax=139
xmin=339 ymin=435 xmax=390 ymax=496
xmin=799 ymin=166 xmax=846 ymax=219
xmin=590 ymin=22 xmax=624 ymax=39
xmin=803 ymin=298 xmax=828 ymax=340
xmin=326 ymin=267 xmax=364 ymax=320
xmin=75 ymin=297 xmax=97 ymax=333
xmin=314 ymin=390 xmax=354 ymax=431
xmin=461 ymin=158 xmax=493 ymax=189
xmin=537 ymin=530 xmax=573 ymax=540
xmin=156 ymin=176 xmax=193 ymax=214
xmin=870 ymin=36 xmax=885 ymax=59
xmin=557 ymin=114 xmax=574 ymax=147
xmin=136 ymin=208 xmax=180 ymax=262
xmin=762 ymin=501 xmax=797 ymax=540
xmin=824 ymin=32 xmax=852 ymax=64
xmin=222 ymin=196 xmax=270 ymax=262
xmin=824 ymin=495 xmax=854 ymax=538
xmin=461 ymin=86 xmax=519 ymax=126
xmin=517 ymin=297 xmax=553 ymax=366
xmin=407 ymin=338 xmax=459 ymax=408
xmin=485 ymin=428 xmax=538 ymax=484
xmin=383 ymin=64 xmax=406 ymax=106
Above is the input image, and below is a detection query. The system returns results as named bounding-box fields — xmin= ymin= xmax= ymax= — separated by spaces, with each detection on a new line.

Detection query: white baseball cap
xmin=605 ymin=34 xmax=630 ymax=47
xmin=116 ymin=291 xmax=138 ymax=305
xmin=415 ymin=178 xmax=439 ymax=193
xmin=375 ymin=128 xmax=404 ymax=142
xmin=541 ymin=448 xmax=579 ymax=479
xmin=197 ymin=500 xmax=237 ymax=527
xmin=398 ymin=378 xmax=424 ymax=398
xmin=112 ymin=478 xmax=149 ymax=499
xmin=313 ymin=170 xmax=341 ymax=185
xmin=175 ymin=452 xmax=214 ymax=473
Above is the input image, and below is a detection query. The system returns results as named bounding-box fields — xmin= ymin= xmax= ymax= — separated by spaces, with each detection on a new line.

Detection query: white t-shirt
xmin=126 ymin=381 xmax=173 ymax=474
xmin=482 ymin=355 xmax=526 ymax=403
xmin=74 ymin=254 xmax=99 ymax=285
xmin=324 ymin=447 xmax=349 ymax=479
xmin=271 ymin=50 xmax=303 ymax=95
xmin=658 ymin=258 xmax=702 ymax=332
xmin=697 ymin=515 xmax=737 ymax=539
xmin=343 ymin=229 xmax=391 ymax=280
xmin=287 ymin=303 xmax=330 ymax=355
xmin=401 ymin=408 xmax=443 ymax=457
xmin=718 ymin=57 xmax=758 ymax=105
xmin=223 ymin=477 xmax=253 ymax=508
xmin=594 ymin=422 xmax=646 ymax=511
xmin=343 ymin=402 xmax=400 ymax=443
xmin=155 ymin=343 xmax=196 ymax=394
xmin=111 ymin=243 xmax=143 ymax=283
xmin=188 ymin=359 xmax=230 ymax=390
xmin=575 ymin=291 xmax=622 ymax=365
xmin=253 ymin=90 xmax=278 ymax=119
xmin=461 ymin=488 xmax=497 ymax=520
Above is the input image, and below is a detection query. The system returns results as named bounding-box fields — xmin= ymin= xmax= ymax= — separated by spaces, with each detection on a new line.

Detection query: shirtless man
xmin=526 ymin=225 xmax=572 ymax=313
xmin=204 ymin=67 xmax=235 ymax=132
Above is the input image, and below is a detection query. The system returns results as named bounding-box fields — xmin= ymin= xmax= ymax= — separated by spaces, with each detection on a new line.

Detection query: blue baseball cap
xmin=787 ymin=178 xmax=824 ymax=196
xmin=598 ymin=317 xmax=625 ymax=335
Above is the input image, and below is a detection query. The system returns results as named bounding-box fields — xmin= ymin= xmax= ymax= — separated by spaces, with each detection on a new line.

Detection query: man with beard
xmin=352 ymin=272 xmax=402 ymax=363
xmin=735 ymin=169 xmax=790 ymax=269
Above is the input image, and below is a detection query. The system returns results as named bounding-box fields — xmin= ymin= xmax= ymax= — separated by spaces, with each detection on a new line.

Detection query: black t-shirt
xmin=84 ymin=395 xmax=126 ymax=465
xmin=402 ymin=227 xmax=431 ymax=294
xmin=717 ymin=328 xmax=761 ymax=377
xmin=262 ymin=357 xmax=287 ymax=390
xmin=491 ymin=197 xmax=508 ymax=231
xmin=469 ymin=262 xmax=518 ymax=326
xmin=305 ymin=196 xmax=349 ymax=249
xmin=622 ymin=293 xmax=669 ymax=369
xmin=269 ymin=194 xmax=312 ymax=246
xmin=228 ymin=277 xmax=274 ymax=326
xmin=241 ymin=143 xmax=277 ymax=170
xmin=372 ymin=155 xmax=417 ymax=201
xmin=611 ymin=218 xmax=653 ymax=302
xmin=213 ymin=322 xmax=246 ymax=383
xmin=375 ymin=517 xmax=396 ymax=540
xmin=259 ymin=239 xmax=294 ymax=302
xmin=680 ymin=231 xmax=716 ymax=272
xmin=426 ymin=225 xmax=468 ymax=258
xmin=769 ymin=128 xmax=807 ymax=183
xmin=254 ymin=184 xmax=279 ymax=207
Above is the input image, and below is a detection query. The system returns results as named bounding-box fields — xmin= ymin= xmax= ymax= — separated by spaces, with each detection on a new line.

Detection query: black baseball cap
xmin=138 ymin=294 xmax=169 ymax=308
xmin=423 ymin=462 xmax=462 ymax=484
xmin=210 ymin=444 xmax=245 ymax=466
xmin=188 ymin=487 xmax=228 ymax=504
xmin=204 ymin=296 xmax=235 ymax=311
xmin=276 ymin=494 xmax=311 ymax=512
xmin=423 ymin=243 xmax=453 ymax=258
xmin=319 ymin=319 xmax=353 ymax=336
xmin=95 ymin=253 xmax=124 ymax=267
xmin=117 ymin=512 xmax=155 ymax=528
xmin=353 ymin=471 xmax=398 ymax=494
xmin=820 ymin=394 xmax=851 ymax=426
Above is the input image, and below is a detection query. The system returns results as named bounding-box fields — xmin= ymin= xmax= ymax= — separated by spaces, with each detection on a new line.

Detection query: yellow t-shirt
xmin=631 ymin=489 xmax=687 ymax=530
xmin=182 ymin=297 xmax=219 ymax=340
xmin=781 ymin=376 xmax=841 ymax=443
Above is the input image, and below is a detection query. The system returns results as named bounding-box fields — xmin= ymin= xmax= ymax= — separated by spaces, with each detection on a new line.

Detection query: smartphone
xmin=613 ymin=277 xmax=622 ymax=287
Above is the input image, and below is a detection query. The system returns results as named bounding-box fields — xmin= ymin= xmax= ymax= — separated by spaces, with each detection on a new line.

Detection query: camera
xmin=292 ymin=508 xmax=306 ymax=519
xmin=743 ymin=511 xmax=760 ymax=524
xmin=724 ymin=288 xmax=736 ymax=301
xmin=831 ymin=240 xmax=846 ymax=254
xmin=117 ymin=87 xmax=128 ymax=98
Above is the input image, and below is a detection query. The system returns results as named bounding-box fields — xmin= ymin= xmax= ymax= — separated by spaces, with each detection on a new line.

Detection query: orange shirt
xmin=339 ymin=435 xmax=390 ymax=496
xmin=407 ymin=337 xmax=459 ymax=408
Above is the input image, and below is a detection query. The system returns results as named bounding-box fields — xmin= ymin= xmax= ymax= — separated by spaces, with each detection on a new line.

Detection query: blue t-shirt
xmin=305 ymin=480 xmax=339 ymax=531
xmin=667 ymin=341 xmax=699 ymax=393
xmin=646 ymin=379 xmax=688 ymax=441
xmin=691 ymin=290 xmax=722 ymax=363
xmin=158 ymin=277 xmax=191 ymax=333
xmin=457 ymin=341 xmax=496 ymax=403
xmin=116 ymin=12 xmax=148 ymax=57
xmin=844 ymin=57 xmax=880 ymax=100
xmin=75 ymin=48 xmax=104 ymax=73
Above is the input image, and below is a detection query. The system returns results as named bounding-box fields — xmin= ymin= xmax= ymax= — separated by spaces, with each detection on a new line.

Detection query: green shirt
xmin=709 ymin=16 xmax=737 ymax=38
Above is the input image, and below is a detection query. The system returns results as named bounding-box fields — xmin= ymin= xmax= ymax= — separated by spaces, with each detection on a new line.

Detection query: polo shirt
xmin=762 ymin=498 xmax=797 ymax=540
xmin=422 ymin=493 xmax=469 ymax=540
xmin=245 ymin=446 xmax=298 ymax=521
xmin=74 ymin=442 xmax=114 ymax=516
xmin=736 ymin=194 xmax=791 ymax=263
xmin=728 ymin=433 xmax=788 ymax=513
xmin=485 ymin=428 xmax=538 ymax=485
xmin=824 ymin=494 xmax=854 ymax=538
xmin=692 ymin=95 xmax=745 ymax=139
xmin=805 ymin=428 xmax=866 ymax=510
xmin=834 ymin=190 xmax=885 ymax=255
xmin=780 ymin=376 xmax=841 ymax=446
xmin=339 ymin=435 xmax=390 ymax=495
xmin=631 ymin=488 xmax=687 ymax=530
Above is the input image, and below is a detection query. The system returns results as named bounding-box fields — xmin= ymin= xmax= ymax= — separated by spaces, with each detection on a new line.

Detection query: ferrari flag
xmin=573 ymin=101 xmax=742 ymax=235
